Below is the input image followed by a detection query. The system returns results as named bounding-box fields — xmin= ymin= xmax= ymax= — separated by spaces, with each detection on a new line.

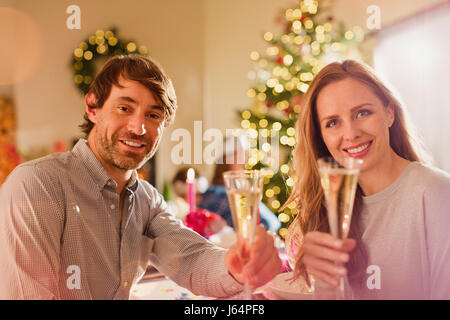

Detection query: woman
xmin=286 ymin=60 xmax=450 ymax=299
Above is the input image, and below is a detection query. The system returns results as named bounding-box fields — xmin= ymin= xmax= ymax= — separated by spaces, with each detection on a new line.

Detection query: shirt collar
xmin=72 ymin=139 xmax=139 ymax=191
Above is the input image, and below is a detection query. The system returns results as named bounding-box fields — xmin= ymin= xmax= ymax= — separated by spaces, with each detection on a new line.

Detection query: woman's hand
xmin=225 ymin=225 xmax=282 ymax=289
xmin=302 ymin=231 xmax=356 ymax=287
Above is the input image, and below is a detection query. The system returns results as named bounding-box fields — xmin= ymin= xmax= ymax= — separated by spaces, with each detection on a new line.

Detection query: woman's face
xmin=315 ymin=77 xmax=394 ymax=173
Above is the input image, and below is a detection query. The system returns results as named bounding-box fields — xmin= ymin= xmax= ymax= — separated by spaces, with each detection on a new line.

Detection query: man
xmin=0 ymin=55 xmax=281 ymax=299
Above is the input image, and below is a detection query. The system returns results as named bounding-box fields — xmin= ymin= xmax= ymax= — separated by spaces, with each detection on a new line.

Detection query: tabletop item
xmin=317 ymin=157 xmax=362 ymax=299
xmin=208 ymin=225 xmax=237 ymax=248
xmin=132 ymin=277 xmax=214 ymax=300
xmin=263 ymin=272 xmax=313 ymax=300
xmin=223 ymin=170 xmax=264 ymax=300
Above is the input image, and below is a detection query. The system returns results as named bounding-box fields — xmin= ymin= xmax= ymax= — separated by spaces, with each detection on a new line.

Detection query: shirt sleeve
xmin=142 ymin=184 xmax=243 ymax=298
xmin=423 ymin=170 xmax=450 ymax=299
xmin=0 ymin=164 xmax=64 ymax=299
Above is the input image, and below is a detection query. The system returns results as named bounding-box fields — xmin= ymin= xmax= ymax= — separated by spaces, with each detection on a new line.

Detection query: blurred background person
xmin=200 ymin=135 xmax=281 ymax=233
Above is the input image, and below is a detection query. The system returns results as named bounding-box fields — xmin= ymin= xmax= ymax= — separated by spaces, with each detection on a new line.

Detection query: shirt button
xmin=123 ymin=281 xmax=129 ymax=287
xmin=110 ymin=204 xmax=115 ymax=210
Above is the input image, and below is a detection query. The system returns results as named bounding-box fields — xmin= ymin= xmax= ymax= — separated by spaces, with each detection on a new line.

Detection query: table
xmin=131 ymin=275 xmax=271 ymax=300
xmin=130 ymin=227 xmax=292 ymax=300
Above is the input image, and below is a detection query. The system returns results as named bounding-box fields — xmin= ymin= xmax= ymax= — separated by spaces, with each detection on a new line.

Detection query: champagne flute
xmin=316 ymin=157 xmax=362 ymax=300
xmin=223 ymin=170 xmax=264 ymax=300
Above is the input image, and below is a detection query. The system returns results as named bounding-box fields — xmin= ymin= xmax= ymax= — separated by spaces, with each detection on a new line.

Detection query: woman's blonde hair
xmin=285 ymin=59 xmax=430 ymax=287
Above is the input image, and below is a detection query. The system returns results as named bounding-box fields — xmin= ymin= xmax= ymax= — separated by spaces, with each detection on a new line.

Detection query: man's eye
xmin=325 ymin=119 xmax=338 ymax=128
xmin=118 ymin=105 xmax=129 ymax=112
xmin=148 ymin=113 xmax=162 ymax=120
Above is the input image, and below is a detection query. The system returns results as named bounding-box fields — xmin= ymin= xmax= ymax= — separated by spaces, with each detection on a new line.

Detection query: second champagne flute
xmin=316 ymin=157 xmax=362 ymax=300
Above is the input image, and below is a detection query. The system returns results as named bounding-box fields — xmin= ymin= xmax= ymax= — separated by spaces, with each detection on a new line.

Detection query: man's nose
xmin=127 ymin=115 xmax=147 ymax=136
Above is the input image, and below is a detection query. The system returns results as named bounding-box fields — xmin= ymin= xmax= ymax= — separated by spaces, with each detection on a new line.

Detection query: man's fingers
xmin=249 ymin=226 xmax=274 ymax=261
xmin=244 ymin=246 xmax=281 ymax=288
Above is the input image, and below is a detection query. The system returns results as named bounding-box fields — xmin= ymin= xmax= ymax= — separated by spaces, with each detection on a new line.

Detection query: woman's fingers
xmin=303 ymin=254 xmax=347 ymax=277
xmin=305 ymin=231 xmax=344 ymax=250
xmin=301 ymin=231 xmax=356 ymax=286
xmin=306 ymin=266 xmax=340 ymax=287
xmin=304 ymin=242 xmax=350 ymax=263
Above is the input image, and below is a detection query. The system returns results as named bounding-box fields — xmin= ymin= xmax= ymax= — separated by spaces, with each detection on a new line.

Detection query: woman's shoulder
xmin=407 ymin=162 xmax=450 ymax=204
xmin=408 ymin=162 xmax=450 ymax=188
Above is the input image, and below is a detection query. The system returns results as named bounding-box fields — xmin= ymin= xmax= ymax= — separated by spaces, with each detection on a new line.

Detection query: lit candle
xmin=186 ymin=168 xmax=196 ymax=213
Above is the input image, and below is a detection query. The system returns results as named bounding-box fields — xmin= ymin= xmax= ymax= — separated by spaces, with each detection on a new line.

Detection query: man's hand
xmin=225 ymin=225 xmax=282 ymax=289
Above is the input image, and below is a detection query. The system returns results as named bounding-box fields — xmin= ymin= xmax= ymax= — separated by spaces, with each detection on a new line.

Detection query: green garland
xmin=70 ymin=27 xmax=148 ymax=95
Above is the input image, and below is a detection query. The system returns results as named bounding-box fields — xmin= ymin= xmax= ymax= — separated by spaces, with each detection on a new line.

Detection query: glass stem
xmin=243 ymin=281 xmax=252 ymax=300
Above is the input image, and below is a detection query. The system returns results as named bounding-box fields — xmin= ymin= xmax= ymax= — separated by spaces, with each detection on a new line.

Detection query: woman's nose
xmin=342 ymin=121 xmax=361 ymax=142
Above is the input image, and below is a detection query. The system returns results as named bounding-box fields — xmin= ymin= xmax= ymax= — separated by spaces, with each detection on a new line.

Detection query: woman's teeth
xmin=347 ymin=142 xmax=370 ymax=154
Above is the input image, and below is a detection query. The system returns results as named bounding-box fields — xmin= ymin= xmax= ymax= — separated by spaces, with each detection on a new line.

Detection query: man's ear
xmin=85 ymin=93 xmax=99 ymax=124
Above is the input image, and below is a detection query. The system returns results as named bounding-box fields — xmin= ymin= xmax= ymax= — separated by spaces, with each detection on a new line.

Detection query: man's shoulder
xmin=2 ymin=152 xmax=73 ymax=191
xmin=136 ymin=179 xmax=162 ymax=199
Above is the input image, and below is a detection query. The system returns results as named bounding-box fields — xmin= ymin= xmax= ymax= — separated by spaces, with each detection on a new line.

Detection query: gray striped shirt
xmin=0 ymin=139 xmax=242 ymax=299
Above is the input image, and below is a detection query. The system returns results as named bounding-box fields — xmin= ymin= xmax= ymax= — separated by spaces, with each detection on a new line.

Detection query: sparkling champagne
xmin=223 ymin=170 xmax=265 ymax=300
xmin=319 ymin=168 xmax=359 ymax=239
xmin=227 ymin=190 xmax=260 ymax=240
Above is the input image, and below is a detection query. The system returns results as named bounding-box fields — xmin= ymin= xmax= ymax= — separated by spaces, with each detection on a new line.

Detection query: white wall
xmin=2 ymin=0 xmax=447 ymax=190
xmin=6 ymin=0 xmax=205 ymax=189
xmin=374 ymin=3 xmax=450 ymax=172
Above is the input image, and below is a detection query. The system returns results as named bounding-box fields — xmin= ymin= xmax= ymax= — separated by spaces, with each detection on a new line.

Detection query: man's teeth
xmin=347 ymin=143 xmax=370 ymax=154
xmin=123 ymin=141 xmax=143 ymax=147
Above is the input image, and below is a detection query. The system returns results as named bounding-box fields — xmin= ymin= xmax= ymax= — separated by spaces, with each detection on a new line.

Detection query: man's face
xmin=87 ymin=77 xmax=165 ymax=171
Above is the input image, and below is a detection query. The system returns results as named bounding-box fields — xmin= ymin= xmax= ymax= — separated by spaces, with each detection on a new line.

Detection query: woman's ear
xmin=85 ymin=93 xmax=98 ymax=124
xmin=386 ymin=103 xmax=395 ymax=128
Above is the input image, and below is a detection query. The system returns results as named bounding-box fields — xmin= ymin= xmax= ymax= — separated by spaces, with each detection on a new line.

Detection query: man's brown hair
xmin=79 ymin=54 xmax=177 ymax=136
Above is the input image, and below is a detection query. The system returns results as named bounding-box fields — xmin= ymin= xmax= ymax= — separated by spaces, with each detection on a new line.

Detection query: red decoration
xmin=4 ymin=143 xmax=23 ymax=166
xmin=53 ymin=140 xmax=66 ymax=153
xmin=184 ymin=209 xmax=225 ymax=237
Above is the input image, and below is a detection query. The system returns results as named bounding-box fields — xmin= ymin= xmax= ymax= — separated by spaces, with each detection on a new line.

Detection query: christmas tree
xmin=240 ymin=0 xmax=365 ymax=238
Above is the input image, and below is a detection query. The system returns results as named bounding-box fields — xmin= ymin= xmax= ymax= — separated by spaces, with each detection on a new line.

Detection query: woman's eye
xmin=325 ymin=119 xmax=338 ymax=128
xmin=118 ymin=105 xmax=129 ymax=112
xmin=356 ymin=109 xmax=371 ymax=118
